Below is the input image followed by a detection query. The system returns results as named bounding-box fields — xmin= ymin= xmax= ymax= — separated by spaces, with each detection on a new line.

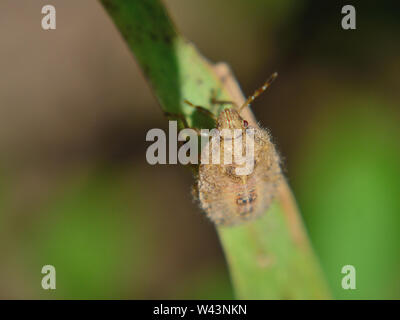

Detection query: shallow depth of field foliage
xmin=0 ymin=0 xmax=399 ymax=299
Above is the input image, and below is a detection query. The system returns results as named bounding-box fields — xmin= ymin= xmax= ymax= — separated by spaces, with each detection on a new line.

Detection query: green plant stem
xmin=100 ymin=0 xmax=331 ymax=299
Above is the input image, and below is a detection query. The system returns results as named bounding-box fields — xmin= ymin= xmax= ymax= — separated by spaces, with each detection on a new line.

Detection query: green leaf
xmin=100 ymin=0 xmax=331 ymax=299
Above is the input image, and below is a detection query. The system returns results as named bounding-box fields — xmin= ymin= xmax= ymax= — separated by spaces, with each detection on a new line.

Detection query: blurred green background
xmin=0 ymin=0 xmax=399 ymax=299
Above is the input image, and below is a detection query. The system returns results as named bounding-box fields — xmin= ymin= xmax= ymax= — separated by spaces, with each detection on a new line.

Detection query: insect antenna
xmin=238 ymin=72 xmax=278 ymax=114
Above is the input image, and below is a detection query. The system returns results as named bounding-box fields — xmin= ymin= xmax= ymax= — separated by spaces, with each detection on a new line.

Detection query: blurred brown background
xmin=0 ymin=0 xmax=399 ymax=299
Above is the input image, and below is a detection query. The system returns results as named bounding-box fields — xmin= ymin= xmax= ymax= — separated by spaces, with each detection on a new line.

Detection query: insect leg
xmin=210 ymin=88 xmax=239 ymax=110
xmin=184 ymin=99 xmax=217 ymax=122
xmin=164 ymin=111 xmax=191 ymax=128
xmin=164 ymin=111 xmax=205 ymax=136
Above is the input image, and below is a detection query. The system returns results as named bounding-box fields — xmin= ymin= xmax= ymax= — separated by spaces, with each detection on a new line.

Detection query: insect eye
xmin=243 ymin=120 xmax=248 ymax=127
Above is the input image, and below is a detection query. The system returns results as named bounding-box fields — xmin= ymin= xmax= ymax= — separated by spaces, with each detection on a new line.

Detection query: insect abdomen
xmin=235 ymin=189 xmax=257 ymax=218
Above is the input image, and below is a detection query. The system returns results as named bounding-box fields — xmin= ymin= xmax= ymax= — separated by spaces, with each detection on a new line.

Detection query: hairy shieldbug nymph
xmin=187 ymin=73 xmax=283 ymax=226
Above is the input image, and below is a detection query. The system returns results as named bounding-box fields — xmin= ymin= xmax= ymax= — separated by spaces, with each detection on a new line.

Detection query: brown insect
xmin=185 ymin=72 xmax=283 ymax=226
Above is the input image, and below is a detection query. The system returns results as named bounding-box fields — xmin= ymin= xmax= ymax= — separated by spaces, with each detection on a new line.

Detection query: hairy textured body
xmin=195 ymin=109 xmax=282 ymax=226
xmin=188 ymin=73 xmax=282 ymax=226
